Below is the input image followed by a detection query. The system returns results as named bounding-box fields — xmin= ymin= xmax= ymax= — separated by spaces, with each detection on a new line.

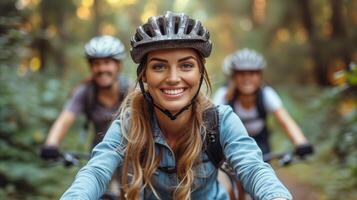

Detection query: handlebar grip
xmin=278 ymin=153 xmax=293 ymax=166
xmin=62 ymin=153 xmax=79 ymax=167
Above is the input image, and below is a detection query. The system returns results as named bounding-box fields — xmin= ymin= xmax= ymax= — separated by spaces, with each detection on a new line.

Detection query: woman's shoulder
xmin=216 ymin=104 xmax=233 ymax=115
xmin=214 ymin=104 xmax=239 ymax=125
xmin=261 ymin=85 xmax=283 ymax=111
xmin=262 ymin=85 xmax=280 ymax=97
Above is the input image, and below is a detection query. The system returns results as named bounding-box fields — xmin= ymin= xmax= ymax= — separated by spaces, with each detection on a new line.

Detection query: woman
xmin=213 ymin=48 xmax=313 ymax=156
xmin=61 ymin=11 xmax=292 ymax=200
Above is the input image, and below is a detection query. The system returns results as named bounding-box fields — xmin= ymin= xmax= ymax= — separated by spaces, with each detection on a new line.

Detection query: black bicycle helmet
xmin=130 ymin=11 xmax=212 ymax=63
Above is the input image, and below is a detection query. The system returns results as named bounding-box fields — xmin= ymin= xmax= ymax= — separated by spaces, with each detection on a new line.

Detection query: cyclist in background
xmin=60 ymin=11 xmax=292 ymax=200
xmin=213 ymin=48 xmax=313 ymax=157
xmin=40 ymin=35 xmax=130 ymax=158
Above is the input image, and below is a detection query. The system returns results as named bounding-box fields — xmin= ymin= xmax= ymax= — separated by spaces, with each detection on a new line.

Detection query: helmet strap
xmin=138 ymin=73 xmax=204 ymax=121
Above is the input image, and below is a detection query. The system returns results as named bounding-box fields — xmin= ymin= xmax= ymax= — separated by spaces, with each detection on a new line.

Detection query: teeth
xmin=162 ymin=88 xmax=184 ymax=95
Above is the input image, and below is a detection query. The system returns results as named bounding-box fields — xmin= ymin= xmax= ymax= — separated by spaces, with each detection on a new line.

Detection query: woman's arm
xmin=218 ymin=105 xmax=292 ymax=200
xmin=273 ymin=107 xmax=307 ymax=145
xmin=60 ymin=120 xmax=124 ymax=200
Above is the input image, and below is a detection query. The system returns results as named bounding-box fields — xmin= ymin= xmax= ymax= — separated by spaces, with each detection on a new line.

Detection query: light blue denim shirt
xmin=61 ymin=105 xmax=292 ymax=200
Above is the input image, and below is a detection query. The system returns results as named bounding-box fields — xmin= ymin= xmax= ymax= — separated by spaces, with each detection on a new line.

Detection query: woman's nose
xmin=166 ymin=68 xmax=181 ymax=84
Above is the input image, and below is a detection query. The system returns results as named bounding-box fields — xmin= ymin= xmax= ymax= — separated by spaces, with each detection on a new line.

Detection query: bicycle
xmin=47 ymin=149 xmax=311 ymax=200
xmin=220 ymin=149 xmax=314 ymax=200
xmin=43 ymin=151 xmax=119 ymax=200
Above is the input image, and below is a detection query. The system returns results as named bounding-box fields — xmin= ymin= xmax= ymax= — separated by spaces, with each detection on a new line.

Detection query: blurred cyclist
xmin=213 ymin=48 xmax=313 ymax=157
xmin=40 ymin=35 xmax=130 ymax=159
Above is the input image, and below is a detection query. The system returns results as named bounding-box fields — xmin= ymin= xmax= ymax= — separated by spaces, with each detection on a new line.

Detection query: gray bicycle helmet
xmin=228 ymin=48 xmax=266 ymax=72
xmin=84 ymin=35 xmax=126 ymax=61
xmin=130 ymin=11 xmax=212 ymax=63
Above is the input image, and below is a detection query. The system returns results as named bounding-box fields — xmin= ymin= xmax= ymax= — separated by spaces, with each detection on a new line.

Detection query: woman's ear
xmin=141 ymin=74 xmax=147 ymax=83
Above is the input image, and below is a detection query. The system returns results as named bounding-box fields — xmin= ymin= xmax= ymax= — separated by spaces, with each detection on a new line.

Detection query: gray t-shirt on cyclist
xmin=213 ymin=86 xmax=282 ymax=136
xmin=64 ymin=75 xmax=130 ymax=146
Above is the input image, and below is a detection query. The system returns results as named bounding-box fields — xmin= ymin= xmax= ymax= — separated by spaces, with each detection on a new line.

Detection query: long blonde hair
xmin=117 ymin=57 xmax=213 ymax=200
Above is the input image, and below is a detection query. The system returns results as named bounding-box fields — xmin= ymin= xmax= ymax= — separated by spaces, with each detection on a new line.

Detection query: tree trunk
xmin=329 ymin=0 xmax=350 ymax=67
xmin=298 ymin=0 xmax=329 ymax=85
xmin=93 ymin=0 xmax=100 ymax=35
xmin=38 ymin=0 xmax=51 ymax=72
xmin=54 ymin=2 xmax=67 ymax=76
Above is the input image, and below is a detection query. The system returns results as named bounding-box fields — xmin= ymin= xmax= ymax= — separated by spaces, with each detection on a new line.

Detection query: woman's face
xmin=144 ymin=48 xmax=202 ymax=113
xmin=232 ymin=70 xmax=262 ymax=95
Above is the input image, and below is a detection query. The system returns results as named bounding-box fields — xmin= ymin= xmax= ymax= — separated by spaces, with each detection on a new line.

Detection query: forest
xmin=0 ymin=0 xmax=356 ymax=199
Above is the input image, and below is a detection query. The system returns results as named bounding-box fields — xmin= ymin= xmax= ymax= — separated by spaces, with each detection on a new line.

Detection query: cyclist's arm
xmin=218 ymin=105 xmax=292 ymax=200
xmin=61 ymin=119 xmax=124 ymax=200
xmin=273 ymin=107 xmax=308 ymax=145
xmin=263 ymin=86 xmax=308 ymax=145
xmin=45 ymin=85 xmax=88 ymax=146
xmin=45 ymin=110 xmax=76 ymax=146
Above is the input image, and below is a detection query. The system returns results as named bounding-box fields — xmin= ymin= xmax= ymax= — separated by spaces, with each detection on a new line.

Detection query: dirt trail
xmin=276 ymin=168 xmax=323 ymax=200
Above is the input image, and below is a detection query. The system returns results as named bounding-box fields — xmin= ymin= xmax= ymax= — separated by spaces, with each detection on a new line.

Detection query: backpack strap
xmin=227 ymin=89 xmax=238 ymax=109
xmin=256 ymin=86 xmax=267 ymax=120
xmin=83 ymin=81 xmax=97 ymax=130
xmin=203 ymin=106 xmax=224 ymax=168
xmin=118 ymin=75 xmax=130 ymax=102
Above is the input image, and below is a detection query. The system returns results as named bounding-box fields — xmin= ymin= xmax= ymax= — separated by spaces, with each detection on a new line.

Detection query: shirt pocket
xmin=193 ymin=159 xmax=216 ymax=190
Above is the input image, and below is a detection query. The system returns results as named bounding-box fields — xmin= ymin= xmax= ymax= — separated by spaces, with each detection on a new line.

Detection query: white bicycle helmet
xmin=224 ymin=48 xmax=266 ymax=74
xmin=84 ymin=35 xmax=126 ymax=61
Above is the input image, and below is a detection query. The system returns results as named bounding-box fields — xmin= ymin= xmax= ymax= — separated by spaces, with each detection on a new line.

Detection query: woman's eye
xmin=181 ymin=63 xmax=194 ymax=70
xmin=152 ymin=64 xmax=166 ymax=71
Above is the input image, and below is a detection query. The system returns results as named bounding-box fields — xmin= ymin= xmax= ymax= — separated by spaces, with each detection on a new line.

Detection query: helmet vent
xmin=197 ymin=26 xmax=204 ymax=36
xmin=135 ymin=32 xmax=143 ymax=42
xmin=158 ymin=17 xmax=166 ymax=35
xmin=143 ymin=24 xmax=154 ymax=37
xmin=174 ymin=16 xmax=180 ymax=34
xmin=186 ymin=19 xmax=194 ymax=34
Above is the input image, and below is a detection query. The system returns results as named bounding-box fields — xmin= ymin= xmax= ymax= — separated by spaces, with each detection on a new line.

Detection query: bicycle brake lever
xmin=63 ymin=153 xmax=79 ymax=167
xmin=279 ymin=153 xmax=293 ymax=166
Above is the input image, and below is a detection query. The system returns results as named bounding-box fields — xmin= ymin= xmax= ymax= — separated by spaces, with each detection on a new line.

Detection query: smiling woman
xmin=60 ymin=11 xmax=292 ymax=200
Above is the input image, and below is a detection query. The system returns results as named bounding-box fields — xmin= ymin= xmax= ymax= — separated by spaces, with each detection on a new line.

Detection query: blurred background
xmin=0 ymin=0 xmax=356 ymax=199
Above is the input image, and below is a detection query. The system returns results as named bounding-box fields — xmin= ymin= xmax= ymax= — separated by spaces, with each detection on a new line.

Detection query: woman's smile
xmin=161 ymin=87 xmax=187 ymax=98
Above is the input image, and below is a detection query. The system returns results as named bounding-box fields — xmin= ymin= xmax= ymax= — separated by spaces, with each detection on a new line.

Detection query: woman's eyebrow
xmin=148 ymin=58 xmax=168 ymax=63
xmin=148 ymin=56 xmax=196 ymax=63
xmin=178 ymin=56 xmax=196 ymax=62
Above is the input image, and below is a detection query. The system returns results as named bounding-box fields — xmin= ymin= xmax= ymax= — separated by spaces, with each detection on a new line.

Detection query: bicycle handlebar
xmin=58 ymin=151 xmax=90 ymax=167
xmin=43 ymin=151 xmax=118 ymax=200
xmin=263 ymin=149 xmax=313 ymax=166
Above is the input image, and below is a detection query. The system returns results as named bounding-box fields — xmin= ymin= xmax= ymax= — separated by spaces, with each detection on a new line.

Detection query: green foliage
xmin=304 ymin=76 xmax=357 ymax=199
xmin=0 ymin=5 xmax=77 ymax=198
xmin=0 ymin=66 xmax=76 ymax=199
